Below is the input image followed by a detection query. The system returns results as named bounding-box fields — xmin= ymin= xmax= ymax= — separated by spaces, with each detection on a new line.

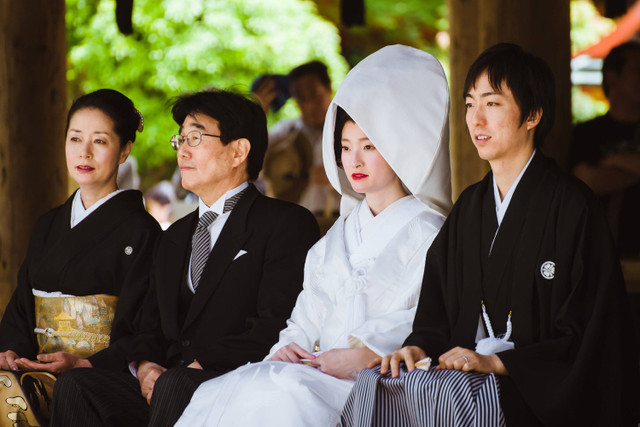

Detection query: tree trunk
xmin=448 ymin=0 xmax=571 ymax=198
xmin=0 ymin=0 xmax=68 ymax=315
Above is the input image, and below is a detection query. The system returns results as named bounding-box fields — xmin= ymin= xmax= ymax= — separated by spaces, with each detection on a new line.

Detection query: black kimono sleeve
xmin=497 ymin=186 xmax=639 ymax=426
xmin=403 ymin=211 xmax=460 ymax=356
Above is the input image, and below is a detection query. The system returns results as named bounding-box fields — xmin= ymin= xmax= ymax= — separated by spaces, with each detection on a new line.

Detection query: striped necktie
xmin=190 ymin=189 xmax=246 ymax=290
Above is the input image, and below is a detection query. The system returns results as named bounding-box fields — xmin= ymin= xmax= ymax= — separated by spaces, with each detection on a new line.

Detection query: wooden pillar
xmin=448 ymin=0 xmax=571 ymax=198
xmin=0 ymin=1 xmax=68 ymax=315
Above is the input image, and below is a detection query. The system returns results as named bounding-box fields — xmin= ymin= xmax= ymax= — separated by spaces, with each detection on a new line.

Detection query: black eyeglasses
xmin=170 ymin=130 xmax=221 ymax=150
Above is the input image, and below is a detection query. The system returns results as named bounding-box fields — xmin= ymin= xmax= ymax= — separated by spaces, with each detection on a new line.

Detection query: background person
xmin=571 ymin=41 xmax=640 ymax=257
xmin=256 ymin=61 xmax=340 ymax=217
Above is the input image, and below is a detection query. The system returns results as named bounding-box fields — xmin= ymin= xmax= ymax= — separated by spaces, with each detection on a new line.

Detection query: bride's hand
xmin=271 ymin=342 xmax=315 ymax=363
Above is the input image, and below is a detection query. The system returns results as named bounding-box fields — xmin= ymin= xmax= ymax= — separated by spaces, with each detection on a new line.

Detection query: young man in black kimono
xmin=375 ymin=43 xmax=639 ymax=425
xmin=50 ymin=89 xmax=320 ymax=426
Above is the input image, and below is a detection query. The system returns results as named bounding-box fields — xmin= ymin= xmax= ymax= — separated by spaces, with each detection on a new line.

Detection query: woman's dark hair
xmin=333 ymin=106 xmax=354 ymax=168
xmin=171 ymin=89 xmax=268 ymax=181
xmin=65 ymin=89 xmax=141 ymax=148
xmin=463 ymin=43 xmax=555 ymax=148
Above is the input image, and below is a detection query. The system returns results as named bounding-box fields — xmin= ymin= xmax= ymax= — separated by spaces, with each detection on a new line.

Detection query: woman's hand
xmin=310 ymin=348 xmax=377 ymax=379
xmin=436 ymin=346 xmax=508 ymax=375
xmin=0 ymin=350 xmax=20 ymax=371
xmin=271 ymin=342 xmax=315 ymax=364
xmin=372 ymin=346 xmax=426 ymax=378
xmin=14 ymin=352 xmax=91 ymax=374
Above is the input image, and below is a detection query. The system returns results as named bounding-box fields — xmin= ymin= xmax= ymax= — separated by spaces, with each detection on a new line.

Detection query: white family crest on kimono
xmin=176 ymin=44 xmax=452 ymax=427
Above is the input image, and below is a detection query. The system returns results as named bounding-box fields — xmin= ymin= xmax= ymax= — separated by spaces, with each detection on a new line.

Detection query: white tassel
xmin=475 ymin=337 xmax=515 ymax=355
xmin=481 ymin=301 xmax=495 ymax=338
xmin=476 ymin=302 xmax=515 ymax=356
xmin=503 ymin=311 xmax=512 ymax=341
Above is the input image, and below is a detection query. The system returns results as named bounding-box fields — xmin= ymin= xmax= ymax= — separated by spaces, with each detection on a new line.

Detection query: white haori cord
xmin=476 ymin=300 xmax=515 ymax=356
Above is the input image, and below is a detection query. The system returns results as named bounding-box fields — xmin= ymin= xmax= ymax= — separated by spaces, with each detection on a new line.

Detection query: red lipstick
xmin=76 ymin=165 xmax=94 ymax=173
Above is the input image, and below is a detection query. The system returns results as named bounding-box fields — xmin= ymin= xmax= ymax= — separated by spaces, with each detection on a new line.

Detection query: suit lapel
xmin=156 ymin=209 xmax=198 ymax=338
xmin=182 ymin=186 xmax=258 ymax=331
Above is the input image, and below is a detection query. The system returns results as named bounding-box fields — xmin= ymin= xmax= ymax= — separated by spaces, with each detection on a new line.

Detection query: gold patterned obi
xmin=33 ymin=294 xmax=118 ymax=358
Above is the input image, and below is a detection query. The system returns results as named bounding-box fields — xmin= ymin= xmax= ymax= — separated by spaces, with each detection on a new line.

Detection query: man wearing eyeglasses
xmin=50 ymin=89 xmax=320 ymax=427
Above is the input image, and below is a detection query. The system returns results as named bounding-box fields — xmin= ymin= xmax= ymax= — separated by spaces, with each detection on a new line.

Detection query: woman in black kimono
xmin=0 ymin=89 xmax=161 ymax=375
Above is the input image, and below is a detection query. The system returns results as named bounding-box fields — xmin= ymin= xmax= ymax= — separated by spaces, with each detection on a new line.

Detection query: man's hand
xmin=137 ymin=361 xmax=167 ymax=404
xmin=0 ymin=350 xmax=20 ymax=371
xmin=271 ymin=342 xmax=315 ymax=364
xmin=373 ymin=346 xmax=426 ymax=378
xmin=310 ymin=348 xmax=377 ymax=379
xmin=436 ymin=346 xmax=508 ymax=375
xmin=14 ymin=352 xmax=91 ymax=374
xmin=187 ymin=359 xmax=202 ymax=370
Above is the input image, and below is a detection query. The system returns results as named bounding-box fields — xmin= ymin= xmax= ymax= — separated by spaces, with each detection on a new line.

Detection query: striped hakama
xmin=342 ymin=367 xmax=504 ymax=427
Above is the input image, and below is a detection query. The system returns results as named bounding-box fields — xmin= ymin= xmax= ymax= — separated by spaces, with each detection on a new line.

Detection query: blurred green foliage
xmin=572 ymin=86 xmax=609 ymax=123
xmin=66 ymin=0 xmax=349 ymax=186
xmin=66 ymin=0 xmax=619 ymax=182
xmin=313 ymin=0 xmax=448 ymax=68
xmin=571 ymin=0 xmax=615 ymax=55
xmin=570 ymin=0 xmax=615 ymax=124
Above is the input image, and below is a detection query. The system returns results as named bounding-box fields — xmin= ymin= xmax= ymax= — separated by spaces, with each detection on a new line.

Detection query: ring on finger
xmin=461 ymin=355 xmax=470 ymax=364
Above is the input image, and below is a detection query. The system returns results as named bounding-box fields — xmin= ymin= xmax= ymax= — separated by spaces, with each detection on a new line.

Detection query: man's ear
xmin=119 ymin=140 xmax=133 ymax=164
xmin=231 ymin=138 xmax=251 ymax=168
xmin=526 ymin=109 xmax=542 ymax=131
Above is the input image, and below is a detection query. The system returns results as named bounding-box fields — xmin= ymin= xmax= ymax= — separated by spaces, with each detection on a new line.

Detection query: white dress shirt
xmin=185 ymin=181 xmax=249 ymax=293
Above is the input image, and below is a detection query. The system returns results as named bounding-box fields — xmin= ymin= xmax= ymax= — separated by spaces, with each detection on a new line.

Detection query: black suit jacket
xmin=130 ymin=185 xmax=319 ymax=372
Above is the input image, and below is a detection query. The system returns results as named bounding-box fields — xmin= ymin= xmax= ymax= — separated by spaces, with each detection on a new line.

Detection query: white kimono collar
xmin=345 ymin=196 xmax=425 ymax=265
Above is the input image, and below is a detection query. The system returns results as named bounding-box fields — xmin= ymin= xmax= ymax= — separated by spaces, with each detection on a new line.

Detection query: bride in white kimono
xmin=176 ymin=44 xmax=452 ymax=427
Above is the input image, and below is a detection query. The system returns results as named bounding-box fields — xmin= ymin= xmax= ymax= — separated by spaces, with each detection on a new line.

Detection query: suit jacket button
xmin=178 ymin=359 xmax=185 ymax=366
xmin=181 ymin=340 xmax=190 ymax=347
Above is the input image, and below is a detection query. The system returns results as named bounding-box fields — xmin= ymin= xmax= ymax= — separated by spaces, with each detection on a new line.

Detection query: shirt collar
xmin=198 ymin=181 xmax=249 ymax=218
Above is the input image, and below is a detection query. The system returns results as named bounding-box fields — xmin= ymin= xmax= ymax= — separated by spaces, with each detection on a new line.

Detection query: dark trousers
xmin=148 ymin=367 xmax=220 ymax=426
xmin=51 ymin=367 xmax=221 ymax=427
xmin=51 ymin=368 xmax=148 ymax=427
